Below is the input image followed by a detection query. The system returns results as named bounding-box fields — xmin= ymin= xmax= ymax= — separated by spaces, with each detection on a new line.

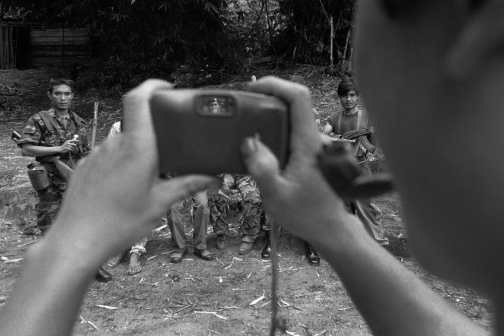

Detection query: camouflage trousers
xmin=168 ymin=191 xmax=209 ymax=250
xmin=210 ymin=194 xmax=231 ymax=236
xmin=36 ymin=186 xmax=64 ymax=233
xmin=240 ymin=201 xmax=271 ymax=243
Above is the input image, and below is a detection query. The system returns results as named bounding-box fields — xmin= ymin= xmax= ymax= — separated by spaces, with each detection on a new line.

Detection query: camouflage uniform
xmin=209 ymin=174 xmax=241 ymax=236
xmin=16 ymin=108 xmax=89 ymax=232
xmin=235 ymin=175 xmax=270 ymax=243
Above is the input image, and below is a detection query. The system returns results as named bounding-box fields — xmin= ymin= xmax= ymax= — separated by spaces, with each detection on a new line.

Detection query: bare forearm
xmin=314 ymin=215 xmax=487 ymax=336
xmin=22 ymin=144 xmax=62 ymax=157
xmin=0 ymin=236 xmax=98 ymax=336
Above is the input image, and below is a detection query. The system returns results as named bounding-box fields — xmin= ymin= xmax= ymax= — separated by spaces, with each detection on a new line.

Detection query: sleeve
xmin=16 ymin=116 xmax=42 ymax=147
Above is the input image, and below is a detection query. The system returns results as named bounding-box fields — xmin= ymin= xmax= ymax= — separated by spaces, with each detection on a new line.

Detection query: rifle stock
xmin=41 ymin=156 xmax=73 ymax=181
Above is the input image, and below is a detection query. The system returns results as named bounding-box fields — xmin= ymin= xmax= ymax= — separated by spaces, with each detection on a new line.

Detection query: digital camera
xmin=150 ymin=89 xmax=290 ymax=175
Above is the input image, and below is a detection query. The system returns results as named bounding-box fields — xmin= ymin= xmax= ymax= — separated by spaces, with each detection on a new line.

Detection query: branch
xmin=318 ymin=0 xmax=330 ymax=24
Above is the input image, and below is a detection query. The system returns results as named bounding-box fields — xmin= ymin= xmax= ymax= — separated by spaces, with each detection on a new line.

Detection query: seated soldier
xmin=210 ymin=174 xmax=241 ymax=250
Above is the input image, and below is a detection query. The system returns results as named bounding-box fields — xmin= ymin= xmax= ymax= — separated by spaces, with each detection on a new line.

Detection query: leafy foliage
xmin=275 ymin=0 xmax=355 ymax=65
xmin=3 ymin=0 xmax=356 ymax=86
xmin=7 ymin=0 xmax=241 ymax=88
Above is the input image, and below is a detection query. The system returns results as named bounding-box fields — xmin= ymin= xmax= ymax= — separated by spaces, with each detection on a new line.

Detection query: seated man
xmin=210 ymin=174 xmax=241 ymax=250
xmin=235 ymin=175 xmax=263 ymax=255
xmin=106 ymin=120 xmax=148 ymax=275
xmin=167 ymin=191 xmax=214 ymax=263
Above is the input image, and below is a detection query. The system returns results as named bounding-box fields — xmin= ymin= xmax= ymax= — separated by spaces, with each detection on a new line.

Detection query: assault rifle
xmin=342 ymin=128 xmax=372 ymax=140
xmin=318 ymin=127 xmax=392 ymax=200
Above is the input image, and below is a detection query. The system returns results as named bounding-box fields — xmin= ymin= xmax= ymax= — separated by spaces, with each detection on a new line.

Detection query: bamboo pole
xmin=91 ymin=102 xmax=99 ymax=149
xmin=9 ymin=25 xmax=14 ymax=67
xmin=342 ymin=27 xmax=352 ymax=72
xmin=1 ymin=26 xmax=6 ymax=68
xmin=329 ymin=16 xmax=334 ymax=68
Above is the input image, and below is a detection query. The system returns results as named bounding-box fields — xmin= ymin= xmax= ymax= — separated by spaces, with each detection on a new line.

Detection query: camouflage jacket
xmin=235 ymin=175 xmax=261 ymax=203
xmin=17 ymin=108 xmax=89 ymax=166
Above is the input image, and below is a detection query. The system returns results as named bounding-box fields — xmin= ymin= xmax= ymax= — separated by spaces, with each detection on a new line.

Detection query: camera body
xmin=150 ymin=89 xmax=290 ymax=175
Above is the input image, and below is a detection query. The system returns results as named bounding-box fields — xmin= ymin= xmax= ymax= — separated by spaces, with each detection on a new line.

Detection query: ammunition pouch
xmin=27 ymin=162 xmax=50 ymax=191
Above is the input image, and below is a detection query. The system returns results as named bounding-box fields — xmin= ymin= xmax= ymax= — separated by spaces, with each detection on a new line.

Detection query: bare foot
xmin=107 ymin=254 xmax=123 ymax=268
xmin=127 ymin=252 xmax=142 ymax=275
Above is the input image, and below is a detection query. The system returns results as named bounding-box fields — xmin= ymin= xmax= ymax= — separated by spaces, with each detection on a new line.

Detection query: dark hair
xmin=48 ymin=78 xmax=74 ymax=93
xmin=337 ymin=76 xmax=358 ymax=97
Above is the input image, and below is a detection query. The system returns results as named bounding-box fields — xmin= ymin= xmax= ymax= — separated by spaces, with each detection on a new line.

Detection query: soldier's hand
xmin=242 ymin=77 xmax=365 ymax=249
xmin=43 ymin=80 xmax=218 ymax=267
xmin=59 ymin=139 xmax=78 ymax=153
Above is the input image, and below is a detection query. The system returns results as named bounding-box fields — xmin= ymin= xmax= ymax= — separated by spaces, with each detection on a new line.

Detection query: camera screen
xmin=199 ymin=96 xmax=235 ymax=117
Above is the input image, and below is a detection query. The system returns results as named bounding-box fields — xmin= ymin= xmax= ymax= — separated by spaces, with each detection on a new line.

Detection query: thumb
xmin=241 ymin=136 xmax=284 ymax=196
xmin=151 ymin=175 xmax=219 ymax=210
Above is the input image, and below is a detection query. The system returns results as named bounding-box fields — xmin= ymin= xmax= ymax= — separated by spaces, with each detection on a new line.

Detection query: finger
xmin=446 ymin=0 xmax=504 ymax=79
xmin=151 ymin=175 xmax=219 ymax=211
xmin=122 ymin=79 xmax=174 ymax=150
xmin=248 ymin=76 xmax=321 ymax=155
xmin=241 ymin=136 xmax=285 ymax=197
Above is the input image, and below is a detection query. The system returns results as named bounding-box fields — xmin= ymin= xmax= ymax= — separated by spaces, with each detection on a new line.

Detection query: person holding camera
xmin=2 ymin=0 xmax=503 ymax=332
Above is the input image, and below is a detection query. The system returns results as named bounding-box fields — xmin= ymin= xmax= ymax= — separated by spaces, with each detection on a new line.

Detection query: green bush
xmin=16 ymin=0 xmax=242 ymax=88
xmin=275 ymin=0 xmax=355 ymax=65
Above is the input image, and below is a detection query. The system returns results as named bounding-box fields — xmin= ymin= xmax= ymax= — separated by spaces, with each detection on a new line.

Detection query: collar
xmin=342 ymin=107 xmax=361 ymax=117
xmin=51 ymin=108 xmax=72 ymax=121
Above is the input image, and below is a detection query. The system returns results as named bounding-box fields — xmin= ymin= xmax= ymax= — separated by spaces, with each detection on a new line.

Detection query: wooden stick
xmin=343 ymin=27 xmax=351 ymax=62
xmin=329 ymin=16 xmax=334 ymax=68
xmin=269 ymin=217 xmax=280 ymax=336
xmin=91 ymin=102 xmax=99 ymax=149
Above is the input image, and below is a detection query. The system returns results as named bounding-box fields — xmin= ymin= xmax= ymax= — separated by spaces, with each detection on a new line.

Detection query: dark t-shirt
xmin=327 ymin=107 xmax=375 ymax=156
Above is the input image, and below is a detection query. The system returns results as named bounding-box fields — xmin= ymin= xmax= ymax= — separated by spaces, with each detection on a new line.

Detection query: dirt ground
xmin=0 ymin=67 xmax=493 ymax=335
